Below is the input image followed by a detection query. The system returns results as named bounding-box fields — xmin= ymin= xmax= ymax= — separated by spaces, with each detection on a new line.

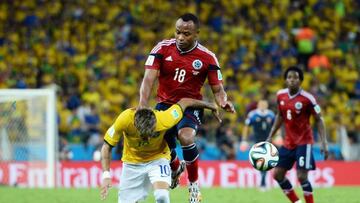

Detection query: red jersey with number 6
xmin=277 ymin=88 xmax=322 ymax=149
xmin=145 ymin=38 xmax=223 ymax=104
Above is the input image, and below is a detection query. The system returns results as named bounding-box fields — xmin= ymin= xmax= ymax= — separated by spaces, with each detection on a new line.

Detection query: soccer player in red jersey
xmin=267 ymin=66 xmax=329 ymax=203
xmin=139 ymin=13 xmax=235 ymax=203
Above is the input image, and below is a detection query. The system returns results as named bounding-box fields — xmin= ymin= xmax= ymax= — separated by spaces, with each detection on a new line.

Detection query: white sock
xmin=154 ymin=189 xmax=170 ymax=203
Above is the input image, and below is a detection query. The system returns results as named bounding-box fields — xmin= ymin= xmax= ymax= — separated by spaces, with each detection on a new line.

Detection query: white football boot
xmin=189 ymin=181 xmax=202 ymax=203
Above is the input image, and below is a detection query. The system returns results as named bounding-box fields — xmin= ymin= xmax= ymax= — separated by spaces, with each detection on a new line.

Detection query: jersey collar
xmin=256 ymin=109 xmax=269 ymax=116
xmin=176 ymin=41 xmax=198 ymax=54
xmin=287 ymin=88 xmax=302 ymax=99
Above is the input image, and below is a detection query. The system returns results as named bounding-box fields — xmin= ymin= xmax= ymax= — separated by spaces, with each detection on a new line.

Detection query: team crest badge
xmin=295 ymin=102 xmax=303 ymax=110
xmin=192 ymin=59 xmax=203 ymax=70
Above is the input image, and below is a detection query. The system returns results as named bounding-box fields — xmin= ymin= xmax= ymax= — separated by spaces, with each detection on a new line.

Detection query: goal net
xmin=0 ymin=89 xmax=57 ymax=187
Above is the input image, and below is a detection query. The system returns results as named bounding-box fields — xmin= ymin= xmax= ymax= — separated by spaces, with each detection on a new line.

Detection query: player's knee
xmin=273 ymin=169 xmax=285 ymax=182
xmin=178 ymin=128 xmax=195 ymax=146
xmin=297 ymin=171 xmax=308 ymax=183
xmin=154 ymin=189 xmax=170 ymax=203
xmin=178 ymin=135 xmax=194 ymax=146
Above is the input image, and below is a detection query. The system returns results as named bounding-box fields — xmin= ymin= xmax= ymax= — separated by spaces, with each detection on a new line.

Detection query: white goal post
xmin=0 ymin=89 xmax=57 ymax=187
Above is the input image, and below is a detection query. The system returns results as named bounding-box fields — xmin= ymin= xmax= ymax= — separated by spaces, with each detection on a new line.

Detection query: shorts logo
xmin=192 ymin=59 xmax=203 ymax=70
xmin=193 ymin=110 xmax=202 ymax=124
xmin=280 ymin=101 xmax=285 ymax=106
xmin=295 ymin=102 xmax=302 ymax=110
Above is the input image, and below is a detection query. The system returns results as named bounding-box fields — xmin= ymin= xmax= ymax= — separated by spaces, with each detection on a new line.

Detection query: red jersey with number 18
xmin=277 ymin=88 xmax=322 ymax=149
xmin=145 ymin=38 xmax=223 ymax=104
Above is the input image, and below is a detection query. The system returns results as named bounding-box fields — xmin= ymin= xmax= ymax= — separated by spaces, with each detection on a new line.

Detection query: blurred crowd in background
xmin=0 ymin=0 xmax=359 ymax=161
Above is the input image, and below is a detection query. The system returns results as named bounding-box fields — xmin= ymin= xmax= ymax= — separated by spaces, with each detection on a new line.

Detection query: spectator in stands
xmin=216 ymin=119 xmax=236 ymax=160
xmin=1 ymin=0 xmax=359 ymax=160
xmin=294 ymin=21 xmax=316 ymax=70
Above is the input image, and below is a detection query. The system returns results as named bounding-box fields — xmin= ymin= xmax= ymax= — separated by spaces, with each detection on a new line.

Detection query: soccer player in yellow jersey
xmin=100 ymin=98 xmax=221 ymax=203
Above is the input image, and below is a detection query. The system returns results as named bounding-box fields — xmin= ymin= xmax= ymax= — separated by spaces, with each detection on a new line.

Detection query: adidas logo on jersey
xmin=165 ymin=56 xmax=173 ymax=61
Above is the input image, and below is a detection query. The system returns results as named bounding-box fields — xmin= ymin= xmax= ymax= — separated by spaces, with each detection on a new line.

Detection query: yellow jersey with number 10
xmin=104 ymin=104 xmax=183 ymax=164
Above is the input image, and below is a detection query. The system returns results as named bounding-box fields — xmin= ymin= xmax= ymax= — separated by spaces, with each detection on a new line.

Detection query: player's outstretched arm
xmin=100 ymin=142 xmax=113 ymax=200
xmin=315 ymin=114 xmax=329 ymax=160
xmin=210 ymin=84 xmax=235 ymax=113
xmin=177 ymin=98 xmax=222 ymax=123
xmin=266 ymin=112 xmax=283 ymax=142
xmin=139 ymin=69 xmax=159 ymax=109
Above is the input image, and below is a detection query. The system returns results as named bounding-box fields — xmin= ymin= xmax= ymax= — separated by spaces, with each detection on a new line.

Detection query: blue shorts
xmin=277 ymin=144 xmax=316 ymax=170
xmin=155 ymin=103 xmax=203 ymax=149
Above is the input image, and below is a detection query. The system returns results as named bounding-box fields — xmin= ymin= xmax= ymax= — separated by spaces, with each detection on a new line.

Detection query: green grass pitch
xmin=0 ymin=187 xmax=359 ymax=203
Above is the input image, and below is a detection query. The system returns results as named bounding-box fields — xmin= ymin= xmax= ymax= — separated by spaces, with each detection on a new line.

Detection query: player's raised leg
xmin=178 ymin=127 xmax=202 ymax=203
xmin=164 ymin=131 xmax=186 ymax=189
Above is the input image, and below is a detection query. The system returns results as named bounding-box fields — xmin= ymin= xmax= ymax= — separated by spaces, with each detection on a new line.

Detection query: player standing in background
xmin=242 ymin=100 xmax=275 ymax=191
xmin=138 ymin=13 xmax=235 ymax=203
xmin=100 ymin=98 xmax=221 ymax=203
xmin=266 ymin=66 xmax=329 ymax=203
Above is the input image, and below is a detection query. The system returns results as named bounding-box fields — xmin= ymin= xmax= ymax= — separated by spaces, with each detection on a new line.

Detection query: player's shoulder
xmin=299 ymin=89 xmax=317 ymax=104
xmin=248 ymin=109 xmax=257 ymax=117
xmin=276 ymin=88 xmax=288 ymax=97
xmin=197 ymin=43 xmax=218 ymax=57
xmin=196 ymin=43 xmax=219 ymax=64
xmin=117 ymin=108 xmax=135 ymax=121
xmin=150 ymin=38 xmax=176 ymax=53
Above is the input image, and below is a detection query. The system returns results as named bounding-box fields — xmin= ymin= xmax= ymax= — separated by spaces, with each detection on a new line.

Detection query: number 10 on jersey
xmin=174 ymin=68 xmax=186 ymax=82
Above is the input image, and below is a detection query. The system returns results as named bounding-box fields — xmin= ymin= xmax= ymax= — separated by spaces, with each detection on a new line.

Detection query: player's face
xmin=175 ymin=19 xmax=198 ymax=51
xmin=285 ymin=71 xmax=301 ymax=91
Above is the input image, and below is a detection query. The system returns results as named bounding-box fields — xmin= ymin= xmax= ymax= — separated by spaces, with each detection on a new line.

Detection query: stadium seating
xmin=1 ymin=1 xmax=359 ymax=160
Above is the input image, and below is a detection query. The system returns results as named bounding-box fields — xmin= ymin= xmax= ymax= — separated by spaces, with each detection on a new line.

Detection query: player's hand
xmin=321 ymin=143 xmax=329 ymax=160
xmin=212 ymin=109 xmax=222 ymax=123
xmin=100 ymin=178 xmax=112 ymax=200
xmin=220 ymin=101 xmax=235 ymax=113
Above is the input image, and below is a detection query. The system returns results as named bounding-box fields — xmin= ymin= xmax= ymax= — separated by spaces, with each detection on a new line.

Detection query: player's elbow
xmin=101 ymin=142 xmax=112 ymax=156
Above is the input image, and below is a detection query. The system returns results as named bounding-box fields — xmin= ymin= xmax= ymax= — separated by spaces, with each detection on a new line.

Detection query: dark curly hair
xmin=284 ymin=66 xmax=304 ymax=81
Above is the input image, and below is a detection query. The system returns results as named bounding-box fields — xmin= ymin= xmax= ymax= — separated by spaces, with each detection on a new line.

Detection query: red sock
xmin=304 ymin=192 xmax=314 ymax=203
xmin=186 ymin=158 xmax=198 ymax=182
xmin=170 ymin=157 xmax=180 ymax=171
xmin=284 ymin=189 xmax=300 ymax=203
